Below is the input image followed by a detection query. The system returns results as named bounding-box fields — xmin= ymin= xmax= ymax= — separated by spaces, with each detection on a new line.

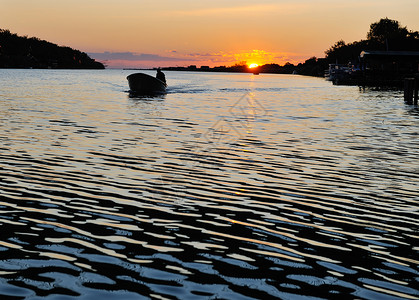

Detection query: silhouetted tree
xmin=296 ymin=57 xmax=327 ymax=76
xmin=325 ymin=40 xmax=371 ymax=64
xmin=367 ymin=18 xmax=408 ymax=43
xmin=325 ymin=18 xmax=419 ymax=65
xmin=325 ymin=40 xmax=346 ymax=56
xmin=230 ymin=61 xmax=248 ymax=72
xmin=0 ymin=29 xmax=104 ymax=69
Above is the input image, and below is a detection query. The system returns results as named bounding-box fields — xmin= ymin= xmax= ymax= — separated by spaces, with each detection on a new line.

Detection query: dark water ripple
xmin=0 ymin=70 xmax=418 ymax=299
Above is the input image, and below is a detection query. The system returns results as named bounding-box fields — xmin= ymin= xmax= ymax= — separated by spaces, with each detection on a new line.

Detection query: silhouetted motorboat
xmin=127 ymin=73 xmax=167 ymax=94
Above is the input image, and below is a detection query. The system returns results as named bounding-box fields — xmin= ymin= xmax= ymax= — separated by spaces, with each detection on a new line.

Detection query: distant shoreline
xmin=0 ymin=29 xmax=105 ymax=69
xmin=122 ymin=64 xmax=317 ymax=77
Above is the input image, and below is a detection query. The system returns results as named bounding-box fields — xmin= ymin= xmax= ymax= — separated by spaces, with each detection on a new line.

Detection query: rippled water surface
xmin=0 ymin=69 xmax=418 ymax=299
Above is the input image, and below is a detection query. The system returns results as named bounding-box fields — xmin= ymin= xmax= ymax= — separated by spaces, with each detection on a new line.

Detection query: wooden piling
xmin=404 ymin=78 xmax=417 ymax=105
xmin=404 ymin=78 xmax=416 ymax=105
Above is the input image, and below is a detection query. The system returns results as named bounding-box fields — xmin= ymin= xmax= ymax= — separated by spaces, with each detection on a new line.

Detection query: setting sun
xmin=248 ymin=63 xmax=259 ymax=68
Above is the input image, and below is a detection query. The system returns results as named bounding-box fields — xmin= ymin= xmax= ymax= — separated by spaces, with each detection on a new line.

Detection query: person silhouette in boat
xmin=156 ymin=68 xmax=166 ymax=84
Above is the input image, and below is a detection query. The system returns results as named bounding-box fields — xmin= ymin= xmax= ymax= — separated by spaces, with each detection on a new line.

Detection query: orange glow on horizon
xmin=3 ymin=1 xmax=419 ymax=70
xmin=88 ymin=49 xmax=305 ymax=69
xmin=232 ymin=50 xmax=286 ymax=68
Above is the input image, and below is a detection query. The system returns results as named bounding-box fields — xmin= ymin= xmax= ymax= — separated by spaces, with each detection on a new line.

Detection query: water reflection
xmin=128 ymin=91 xmax=167 ymax=100
xmin=0 ymin=70 xmax=418 ymax=299
xmin=405 ymin=106 xmax=419 ymax=117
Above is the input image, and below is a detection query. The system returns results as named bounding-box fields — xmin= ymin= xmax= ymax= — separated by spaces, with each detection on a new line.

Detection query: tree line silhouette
xmin=0 ymin=29 xmax=104 ymax=69
xmin=258 ymin=18 xmax=419 ymax=76
xmin=283 ymin=18 xmax=419 ymax=76
xmin=1 ymin=18 xmax=417 ymax=72
xmin=166 ymin=18 xmax=419 ymax=77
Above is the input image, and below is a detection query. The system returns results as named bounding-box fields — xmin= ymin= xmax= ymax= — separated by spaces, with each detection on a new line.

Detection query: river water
xmin=0 ymin=69 xmax=418 ymax=299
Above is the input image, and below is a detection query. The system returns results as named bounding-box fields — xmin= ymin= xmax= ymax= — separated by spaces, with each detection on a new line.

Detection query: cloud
xmin=165 ymin=2 xmax=313 ymax=17
xmin=167 ymin=4 xmax=279 ymax=16
xmin=88 ymin=51 xmax=191 ymax=62
xmin=186 ymin=52 xmax=232 ymax=60
xmin=87 ymin=49 xmax=304 ymax=68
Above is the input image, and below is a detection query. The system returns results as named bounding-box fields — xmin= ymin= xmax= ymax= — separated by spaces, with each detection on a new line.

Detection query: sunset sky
xmin=2 ymin=0 xmax=419 ymax=68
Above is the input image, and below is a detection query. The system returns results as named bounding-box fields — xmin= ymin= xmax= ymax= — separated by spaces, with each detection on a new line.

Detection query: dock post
xmin=404 ymin=78 xmax=414 ymax=104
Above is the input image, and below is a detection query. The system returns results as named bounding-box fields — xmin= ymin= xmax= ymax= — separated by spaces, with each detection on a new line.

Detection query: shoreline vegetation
xmin=1 ymin=18 xmax=417 ymax=79
xmin=0 ymin=29 xmax=104 ymax=69
xmin=152 ymin=18 xmax=419 ymax=81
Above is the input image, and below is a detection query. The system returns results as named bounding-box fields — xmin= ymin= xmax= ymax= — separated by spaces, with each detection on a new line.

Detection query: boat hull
xmin=127 ymin=73 xmax=167 ymax=94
